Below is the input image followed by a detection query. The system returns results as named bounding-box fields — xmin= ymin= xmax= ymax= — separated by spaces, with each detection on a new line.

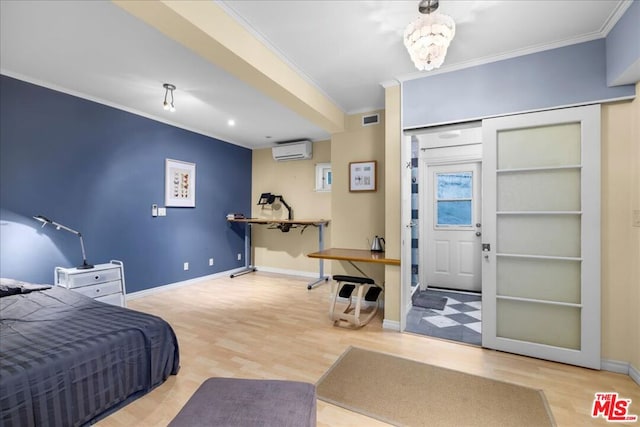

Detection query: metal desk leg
xmin=230 ymin=223 xmax=256 ymax=278
xmin=307 ymin=223 xmax=329 ymax=289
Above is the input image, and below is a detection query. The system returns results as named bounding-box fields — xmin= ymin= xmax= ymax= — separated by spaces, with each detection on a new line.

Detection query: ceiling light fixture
xmin=162 ymin=83 xmax=176 ymax=112
xmin=404 ymin=0 xmax=455 ymax=71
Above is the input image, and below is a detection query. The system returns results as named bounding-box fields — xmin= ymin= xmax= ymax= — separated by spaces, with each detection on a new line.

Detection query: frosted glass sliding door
xmin=482 ymin=105 xmax=600 ymax=369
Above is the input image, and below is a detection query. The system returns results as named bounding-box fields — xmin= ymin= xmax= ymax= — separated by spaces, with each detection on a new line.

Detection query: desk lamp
xmin=34 ymin=215 xmax=94 ymax=269
xmin=257 ymin=192 xmax=294 ymax=232
xmin=257 ymin=193 xmax=293 ymax=220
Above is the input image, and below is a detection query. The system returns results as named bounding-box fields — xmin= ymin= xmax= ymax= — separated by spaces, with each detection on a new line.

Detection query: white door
xmin=424 ymin=163 xmax=482 ymax=291
xmin=482 ymin=104 xmax=601 ymax=369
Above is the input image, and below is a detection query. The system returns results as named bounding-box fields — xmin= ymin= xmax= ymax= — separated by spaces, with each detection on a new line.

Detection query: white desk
xmin=227 ymin=218 xmax=330 ymax=289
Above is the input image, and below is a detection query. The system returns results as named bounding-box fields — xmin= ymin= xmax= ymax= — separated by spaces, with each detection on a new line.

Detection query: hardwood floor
xmin=98 ymin=272 xmax=639 ymax=427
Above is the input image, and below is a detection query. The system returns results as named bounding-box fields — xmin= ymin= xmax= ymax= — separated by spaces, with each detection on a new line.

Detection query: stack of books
xmin=226 ymin=213 xmax=246 ymax=220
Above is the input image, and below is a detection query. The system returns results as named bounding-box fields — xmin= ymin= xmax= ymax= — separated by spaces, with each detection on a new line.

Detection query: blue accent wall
xmin=0 ymin=75 xmax=251 ymax=292
xmin=403 ymin=39 xmax=636 ymax=129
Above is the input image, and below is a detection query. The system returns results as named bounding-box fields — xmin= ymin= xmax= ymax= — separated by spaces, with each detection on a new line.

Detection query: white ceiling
xmin=0 ymin=0 xmax=631 ymax=149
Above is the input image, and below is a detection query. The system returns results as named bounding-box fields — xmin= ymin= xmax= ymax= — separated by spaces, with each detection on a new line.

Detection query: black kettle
xmin=371 ymin=235 xmax=385 ymax=252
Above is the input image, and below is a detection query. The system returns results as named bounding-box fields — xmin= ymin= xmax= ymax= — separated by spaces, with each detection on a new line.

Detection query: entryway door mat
xmin=316 ymin=346 xmax=556 ymax=427
xmin=412 ymin=290 xmax=447 ymax=310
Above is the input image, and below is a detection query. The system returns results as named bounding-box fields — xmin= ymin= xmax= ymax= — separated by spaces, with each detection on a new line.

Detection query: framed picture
xmin=349 ymin=160 xmax=377 ymax=192
xmin=165 ymin=159 xmax=196 ymax=207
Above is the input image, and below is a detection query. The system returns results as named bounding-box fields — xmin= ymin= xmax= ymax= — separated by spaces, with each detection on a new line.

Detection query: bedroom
xmin=1 ymin=1 xmax=639 ymax=426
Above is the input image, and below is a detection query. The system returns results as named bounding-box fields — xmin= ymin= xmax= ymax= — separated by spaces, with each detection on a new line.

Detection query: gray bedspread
xmin=0 ymin=286 xmax=180 ymax=426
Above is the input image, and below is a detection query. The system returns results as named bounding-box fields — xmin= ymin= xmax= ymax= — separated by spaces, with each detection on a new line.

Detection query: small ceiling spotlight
xmin=227 ymin=119 xmax=236 ymax=127
xmin=162 ymin=83 xmax=176 ymax=112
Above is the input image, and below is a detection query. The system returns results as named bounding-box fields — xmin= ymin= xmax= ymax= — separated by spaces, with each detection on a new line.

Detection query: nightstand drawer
xmin=55 ymin=261 xmax=127 ymax=308
xmin=95 ymin=292 xmax=124 ymax=307
xmin=65 ymin=268 xmax=121 ymax=288
xmin=72 ymin=280 xmax=122 ymax=299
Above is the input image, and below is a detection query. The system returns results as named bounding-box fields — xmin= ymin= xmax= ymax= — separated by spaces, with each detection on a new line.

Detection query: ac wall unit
xmin=272 ymin=140 xmax=312 ymax=161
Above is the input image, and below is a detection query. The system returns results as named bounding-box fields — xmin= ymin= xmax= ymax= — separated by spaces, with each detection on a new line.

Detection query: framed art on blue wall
xmin=165 ymin=159 xmax=196 ymax=207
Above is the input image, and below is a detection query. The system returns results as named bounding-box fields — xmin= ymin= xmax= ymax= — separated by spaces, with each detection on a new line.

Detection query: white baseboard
xmin=599 ymin=359 xmax=640 ymax=387
xmin=126 ymin=268 xmax=245 ymax=300
xmin=601 ymin=359 xmax=630 ymax=374
xmin=254 ymin=265 xmax=322 ymax=279
xmin=383 ymin=319 xmax=401 ymax=331
xmin=629 ymin=363 xmax=640 ymax=386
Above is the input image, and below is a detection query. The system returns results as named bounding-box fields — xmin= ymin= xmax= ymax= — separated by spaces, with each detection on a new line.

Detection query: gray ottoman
xmin=168 ymin=378 xmax=317 ymax=427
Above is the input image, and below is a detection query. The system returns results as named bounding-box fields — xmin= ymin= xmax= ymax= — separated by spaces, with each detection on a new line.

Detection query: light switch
xmin=151 ymin=204 xmax=158 ymax=217
xmin=633 ymin=210 xmax=640 ymax=228
xmin=158 ymin=207 xmax=167 ymax=216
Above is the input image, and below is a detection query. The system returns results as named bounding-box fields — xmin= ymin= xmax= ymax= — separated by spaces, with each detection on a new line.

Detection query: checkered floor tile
xmin=405 ymin=288 xmax=482 ymax=346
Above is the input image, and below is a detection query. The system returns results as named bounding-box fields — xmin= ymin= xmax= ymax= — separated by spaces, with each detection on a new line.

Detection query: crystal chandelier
xmin=404 ymin=0 xmax=455 ymax=71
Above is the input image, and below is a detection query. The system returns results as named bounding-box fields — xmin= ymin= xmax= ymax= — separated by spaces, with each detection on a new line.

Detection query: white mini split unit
xmin=272 ymin=140 xmax=312 ymax=161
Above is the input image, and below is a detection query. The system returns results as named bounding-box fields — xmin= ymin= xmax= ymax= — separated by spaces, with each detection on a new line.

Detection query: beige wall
xmin=384 ymin=84 xmax=402 ymax=323
xmin=329 ymin=111 xmax=386 ymax=283
xmin=251 ymin=111 xmax=388 ymax=297
xmin=632 ymin=85 xmax=640 ymax=375
xmin=251 ymin=140 xmax=331 ymax=275
xmin=601 ymin=85 xmax=640 ymax=372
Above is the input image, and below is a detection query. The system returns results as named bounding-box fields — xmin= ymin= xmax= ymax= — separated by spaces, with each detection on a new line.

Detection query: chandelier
xmin=404 ymin=0 xmax=455 ymax=71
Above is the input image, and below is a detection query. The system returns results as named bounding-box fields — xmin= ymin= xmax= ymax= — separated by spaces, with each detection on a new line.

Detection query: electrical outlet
xmin=237 ymin=253 xmax=242 ymax=261
xmin=183 ymin=262 xmax=189 ymax=271
xmin=209 ymin=258 xmax=214 ymax=266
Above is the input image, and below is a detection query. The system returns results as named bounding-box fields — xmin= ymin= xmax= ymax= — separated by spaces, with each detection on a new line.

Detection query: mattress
xmin=0 ymin=285 xmax=180 ymax=426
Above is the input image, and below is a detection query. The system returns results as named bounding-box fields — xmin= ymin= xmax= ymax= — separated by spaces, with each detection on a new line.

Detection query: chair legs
xmin=330 ymin=279 xmax=382 ymax=328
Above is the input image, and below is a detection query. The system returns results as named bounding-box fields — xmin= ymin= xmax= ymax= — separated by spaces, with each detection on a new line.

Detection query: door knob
xmin=475 ymin=231 xmax=482 ymax=236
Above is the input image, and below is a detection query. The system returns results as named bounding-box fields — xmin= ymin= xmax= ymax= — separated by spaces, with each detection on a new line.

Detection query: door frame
xmin=420 ymin=161 xmax=482 ymax=292
xmin=401 ymin=124 xmax=482 ymax=329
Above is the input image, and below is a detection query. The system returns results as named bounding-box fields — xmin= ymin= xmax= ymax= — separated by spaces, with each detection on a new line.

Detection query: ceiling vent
xmin=272 ymin=140 xmax=312 ymax=161
xmin=362 ymin=113 xmax=380 ymax=126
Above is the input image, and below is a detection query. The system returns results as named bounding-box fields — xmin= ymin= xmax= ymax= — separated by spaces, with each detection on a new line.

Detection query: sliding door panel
xmin=482 ymin=105 xmax=600 ymax=369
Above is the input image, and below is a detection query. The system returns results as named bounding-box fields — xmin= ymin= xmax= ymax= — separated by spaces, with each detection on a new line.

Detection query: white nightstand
xmin=55 ymin=260 xmax=126 ymax=307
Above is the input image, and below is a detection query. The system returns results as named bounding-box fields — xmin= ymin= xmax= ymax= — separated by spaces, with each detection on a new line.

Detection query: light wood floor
xmin=98 ymin=272 xmax=639 ymax=427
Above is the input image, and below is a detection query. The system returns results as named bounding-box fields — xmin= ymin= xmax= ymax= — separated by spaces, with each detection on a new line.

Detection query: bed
xmin=0 ymin=280 xmax=180 ymax=427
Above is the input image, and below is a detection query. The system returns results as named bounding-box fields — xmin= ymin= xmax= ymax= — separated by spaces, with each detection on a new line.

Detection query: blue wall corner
xmin=0 ymin=75 xmax=252 ymax=292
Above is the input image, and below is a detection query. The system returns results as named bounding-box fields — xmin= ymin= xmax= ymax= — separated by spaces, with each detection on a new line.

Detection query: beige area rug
xmin=316 ymin=347 xmax=556 ymax=427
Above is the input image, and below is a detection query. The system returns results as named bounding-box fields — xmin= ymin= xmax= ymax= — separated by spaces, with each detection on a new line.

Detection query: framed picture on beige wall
xmin=349 ymin=160 xmax=376 ymax=192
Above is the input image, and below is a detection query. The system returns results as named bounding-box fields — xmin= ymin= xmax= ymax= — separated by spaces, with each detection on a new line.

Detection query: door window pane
xmin=497 ymin=299 xmax=580 ymax=349
xmin=497 ymin=214 xmax=580 ymax=257
xmin=498 ymin=168 xmax=580 ymax=211
xmin=436 ymin=172 xmax=472 ymax=226
xmin=497 ymin=123 xmax=581 ymax=169
xmin=437 ymin=172 xmax=472 ymax=198
xmin=437 ymin=201 xmax=472 ymax=225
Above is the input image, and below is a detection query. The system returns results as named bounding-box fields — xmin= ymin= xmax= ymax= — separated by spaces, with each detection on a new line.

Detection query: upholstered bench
xmin=168 ymin=378 xmax=317 ymax=427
